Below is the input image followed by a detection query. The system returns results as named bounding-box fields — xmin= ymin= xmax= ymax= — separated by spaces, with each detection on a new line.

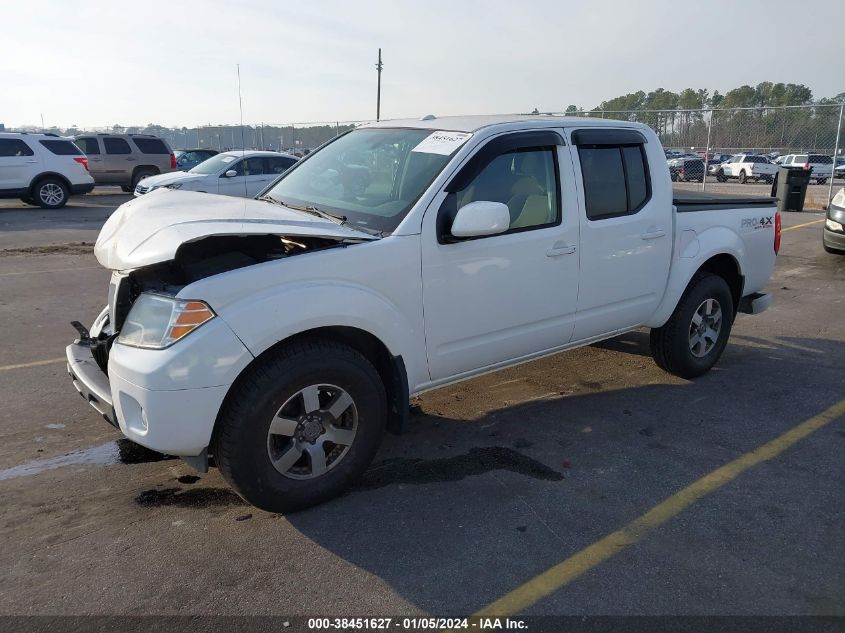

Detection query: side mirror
xmin=224 ymin=170 xmax=238 ymax=178
xmin=450 ymin=201 xmax=510 ymax=238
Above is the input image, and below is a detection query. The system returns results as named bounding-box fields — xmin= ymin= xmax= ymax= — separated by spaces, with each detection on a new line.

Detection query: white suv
xmin=0 ymin=133 xmax=94 ymax=208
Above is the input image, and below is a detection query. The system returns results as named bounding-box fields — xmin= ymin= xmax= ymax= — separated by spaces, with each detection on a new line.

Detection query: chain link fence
xmin=554 ymin=103 xmax=845 ymax=209
xmin=8 ymin=104 xmax=844 ymax=208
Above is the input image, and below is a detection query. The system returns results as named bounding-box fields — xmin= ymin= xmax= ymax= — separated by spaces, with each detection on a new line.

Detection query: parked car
xmin=133 ymin=150 xmax=298 ymax=197
xmin=74 ymin=133 xmax=177 ymax=192
xmin=834 ymin=158 xmax=845 ymax=180
xmin=780 ymin=154 xmax=834 ymax=184
xmin=0 ymin=132 xmax=94 ymax=208
xmin=715 ymin=154 xmax=777 ymax=183
xmin=174 ymin=149 xmax=219 ymax=172
xmin=67 ymin=115 xmax=779 ymax=511
xmin=670 ymin=157 xmax=705 ymax=182
xmin=823 ymin=188 xmax=845 ymax=254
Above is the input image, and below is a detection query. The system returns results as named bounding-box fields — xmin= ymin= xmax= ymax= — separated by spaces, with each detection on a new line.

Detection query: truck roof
xmin=365 ymin=114 xmax=647 ymax=133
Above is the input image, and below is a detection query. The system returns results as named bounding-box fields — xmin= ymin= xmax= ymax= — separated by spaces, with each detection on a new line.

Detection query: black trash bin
xmin=772 ymin=166 xmax=812 ymax=212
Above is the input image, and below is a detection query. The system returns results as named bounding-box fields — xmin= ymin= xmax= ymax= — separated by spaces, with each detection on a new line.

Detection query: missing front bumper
xmin=66 ymin=342 xmax=117 ymax=427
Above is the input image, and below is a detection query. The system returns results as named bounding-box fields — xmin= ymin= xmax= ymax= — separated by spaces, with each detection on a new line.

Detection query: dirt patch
xmin=0 ymin=242 xmax=94 ymax=257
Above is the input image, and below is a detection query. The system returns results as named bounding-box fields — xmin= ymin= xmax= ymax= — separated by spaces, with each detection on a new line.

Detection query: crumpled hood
xmin=94 ymin=190 xmax=376 ymax=270
xmin=137 ymin=171 xmax=206 ymax=190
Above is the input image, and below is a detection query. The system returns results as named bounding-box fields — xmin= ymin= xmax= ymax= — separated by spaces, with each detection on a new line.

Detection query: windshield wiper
xmin=258 ymin=196 xmax=347 ymax=226
xmin=257 ymin=196 xmax=383 ymax=237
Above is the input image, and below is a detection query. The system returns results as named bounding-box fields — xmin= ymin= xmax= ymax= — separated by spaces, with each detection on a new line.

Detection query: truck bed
xmin=673 ymin=190 xmax=776 ymax=213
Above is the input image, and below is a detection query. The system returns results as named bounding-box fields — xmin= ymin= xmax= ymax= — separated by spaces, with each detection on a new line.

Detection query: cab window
xmin=455 ymin=147 xmax=559 ymax=230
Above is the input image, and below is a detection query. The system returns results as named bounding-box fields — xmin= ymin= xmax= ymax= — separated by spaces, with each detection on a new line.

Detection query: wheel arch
xmin=213 ymin=326 xmax=409 ymax=448
xmin=28 ymin=171 xmax=72 ymax=195
xmin=647 ymin=245 xmax=745 ymax=328
xmin=132 ymin=165 xmax=160 ymax=182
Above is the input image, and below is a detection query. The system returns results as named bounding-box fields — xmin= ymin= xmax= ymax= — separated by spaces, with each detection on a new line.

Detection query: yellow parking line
xmin=474 ymin=397 xmax=845 ymax=617
xmin=0 ymin=358 xmax=66 ymax=372
xmin=782 ymin=219 xmax=824 ymax=232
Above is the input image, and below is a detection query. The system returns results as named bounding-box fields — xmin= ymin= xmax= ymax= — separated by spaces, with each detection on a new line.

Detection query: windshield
xmin=189 ymin=153 xmax=240 ymax=175
xmin=262 ymin=128 xmax=461 ymax=233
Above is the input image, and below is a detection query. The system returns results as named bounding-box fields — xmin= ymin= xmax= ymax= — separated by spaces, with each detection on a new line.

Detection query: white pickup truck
xmin=715 ymin=154 xmax=778 ymax=184
xmin=67 ymin=116 xmax=779 ymax=511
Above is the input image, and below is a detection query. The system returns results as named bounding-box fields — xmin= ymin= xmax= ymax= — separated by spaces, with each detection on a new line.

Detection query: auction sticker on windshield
xmin=412 ymin=131 xmax=472 ymax=155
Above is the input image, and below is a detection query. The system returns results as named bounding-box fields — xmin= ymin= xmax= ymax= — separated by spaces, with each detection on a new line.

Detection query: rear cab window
xmin=808 ymin=155 xmax=832 ymax=164
xmin=573 ymin=128 xmax=651 ymax=221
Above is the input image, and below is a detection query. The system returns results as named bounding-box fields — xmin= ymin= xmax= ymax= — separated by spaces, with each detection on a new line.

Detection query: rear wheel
xmin=120 ymin=185 xmax=133 ymax=193
xmin=650 ymin=273 xmax=734 ymax=379
xmin=130 ymin=168 xmax=157 ymax=191
xmin=19 ymin=195 xmax=36 ymax=206
xmin=738 ymin=170 xmax=747 ymax=184
xmin=33 ymin=177 xmax=69 ymax=209
xmin=716 ymin=170 xmax=727 ymax=183
xmin=213 ymin=338 xmax=387 ymax=512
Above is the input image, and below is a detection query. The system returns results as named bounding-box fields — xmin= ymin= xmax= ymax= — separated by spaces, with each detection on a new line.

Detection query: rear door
xmin=101 ymin=137 xmax=135 ymax=184
xmin=76 ymin=137 xmax=105 ymax=182
xmin=569 ymin=127 xmax=672 ymax=341
xmin=0 ymin=138 xmax=40 ymax=192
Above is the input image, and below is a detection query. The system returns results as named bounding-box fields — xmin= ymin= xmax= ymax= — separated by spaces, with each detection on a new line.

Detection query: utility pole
xmin=375 ymin=48 xmax=383 ymax=122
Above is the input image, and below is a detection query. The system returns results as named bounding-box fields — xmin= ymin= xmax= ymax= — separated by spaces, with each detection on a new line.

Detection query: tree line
xmin=561 ymin=82 xmax=844 ymax=152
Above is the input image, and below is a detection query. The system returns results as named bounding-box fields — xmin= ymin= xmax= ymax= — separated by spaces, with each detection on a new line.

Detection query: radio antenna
xmin=237 ymin=63 xmax=247 ymax=197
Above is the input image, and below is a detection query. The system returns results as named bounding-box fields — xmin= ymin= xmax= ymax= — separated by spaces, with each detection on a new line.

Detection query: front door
xmin=0 ymin=138 xmax=39 ymax=192
xmin=421 ymin=131 xmax=580 ymax=381
xmin=75 ymin=137 xmax=106 ymax=183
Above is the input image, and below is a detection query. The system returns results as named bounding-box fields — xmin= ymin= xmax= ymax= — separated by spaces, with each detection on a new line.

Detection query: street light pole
xmin=375 ymin=48 xmax=383 ymax=122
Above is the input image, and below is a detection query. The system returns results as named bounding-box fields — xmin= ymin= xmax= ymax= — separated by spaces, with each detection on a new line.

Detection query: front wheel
xmin=213 ymin=338 xmax=387 ymax=512
xmin=738 ymin=170 xmax=747 ymax=184
xmin=650 ymin=274 xmax=734 ymax=379
xmin=716 ymin=171 xmax=727 ymax=183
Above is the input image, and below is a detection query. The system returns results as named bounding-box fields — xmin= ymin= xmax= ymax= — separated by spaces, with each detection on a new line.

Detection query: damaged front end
xmin=78 ymin=232 xmax=356 ymax=376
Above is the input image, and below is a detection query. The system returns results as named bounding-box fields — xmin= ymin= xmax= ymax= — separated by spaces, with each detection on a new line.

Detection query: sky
xmin=2 ymin=0 xmax=843 ymax=129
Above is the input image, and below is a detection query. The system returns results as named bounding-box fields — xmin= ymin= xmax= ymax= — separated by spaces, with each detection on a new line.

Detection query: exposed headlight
xmin=165 ymin=183 xmax=183 ymax=190
xmin=118 ymin=293 xmax=215 ymax=349
xmin=826 ymin=218 xmax=844 ymax=232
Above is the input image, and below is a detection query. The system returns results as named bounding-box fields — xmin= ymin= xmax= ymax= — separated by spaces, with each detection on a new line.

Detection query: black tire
xmin=120 ymin=185 xmax=133 ymax=193
xmin=824 ymin=242 xmax=844 ymax=255
xmin=649 ymin=273 xmax=734 ymax=379
xmin=19 ymin=195 xmax=36 ymax=206
xmin=213 ymin=338 xmax=387 ymax=513
xmin=817 ymin=178 xmax=827 ymax=185
xmin=130 ymin=168 xmax=157 ymax=190
xmin=716 ymin=171 xmax=727 ymax=183
xmin=738 ymin=170 xmax=747 ymax=184
xmin=33 ymin=177 xmax=69 ymax=209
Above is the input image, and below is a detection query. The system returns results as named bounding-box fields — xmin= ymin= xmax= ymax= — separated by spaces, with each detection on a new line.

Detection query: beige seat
xmin=511 ymin=194 xmax=553 ymax=228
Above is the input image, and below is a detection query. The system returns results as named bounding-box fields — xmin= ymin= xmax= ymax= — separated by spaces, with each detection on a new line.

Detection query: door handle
xmin=546 ymin=243 xmax=577 ymax=257
xmin=125 ymin=157 xmax=137 ymax=161
xmin=641 ymin=228 xmax=666 ymax=240
xmin=26 ymin=159 xmax=38 ymax=163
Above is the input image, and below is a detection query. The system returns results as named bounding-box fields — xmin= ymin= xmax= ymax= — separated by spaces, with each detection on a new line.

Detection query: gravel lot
xmin=0 ymin=188 xmax=843 ymax=620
